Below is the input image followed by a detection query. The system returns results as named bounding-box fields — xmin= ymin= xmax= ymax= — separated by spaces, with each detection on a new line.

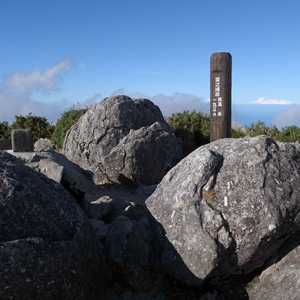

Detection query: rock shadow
xmin=88 ymin=178 xmax=300 ymax=299
xmin=144 ymin=205 xmax=250 ymax=299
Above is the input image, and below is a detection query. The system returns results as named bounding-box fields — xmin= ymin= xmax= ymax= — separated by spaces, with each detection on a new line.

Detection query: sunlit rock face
xmin=146 ymin=135 xmax=300 ymax=285
xmin=63 ymin=95 xmax=181 ymax=185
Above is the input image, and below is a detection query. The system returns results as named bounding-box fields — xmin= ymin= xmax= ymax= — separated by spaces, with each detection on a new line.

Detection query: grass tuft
xmin=203 ymin=189 xmax=215 ymax=208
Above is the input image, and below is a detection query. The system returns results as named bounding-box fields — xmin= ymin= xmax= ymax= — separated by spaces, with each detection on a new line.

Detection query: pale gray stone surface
xmin=8 ymin=150 xmax=95 ymax=204
xmin=63 ymin=95 xmax=181 ymax=185
xmin=34 ymin=138 xmax=53 ymax=152
xmin=146 ymin=135 xmax=300 ymax=285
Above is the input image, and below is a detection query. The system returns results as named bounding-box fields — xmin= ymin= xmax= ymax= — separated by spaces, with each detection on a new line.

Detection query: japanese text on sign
xmin=212 ymin=76 xmax=222 ymax=117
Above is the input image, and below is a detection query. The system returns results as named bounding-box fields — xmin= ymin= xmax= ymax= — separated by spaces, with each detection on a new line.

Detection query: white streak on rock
xmin=171 ymin=210 xmax=175 ymax=219
xmin=224 ymin=196 xmax=228 ymax=207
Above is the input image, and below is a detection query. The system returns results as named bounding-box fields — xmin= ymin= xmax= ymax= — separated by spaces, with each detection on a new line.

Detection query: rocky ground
xmin=2 ymin=95 xmax=300 ymax=299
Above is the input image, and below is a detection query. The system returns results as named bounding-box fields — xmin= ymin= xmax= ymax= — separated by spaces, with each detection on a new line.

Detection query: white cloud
xmin=0 ymin=92 xmax=69 ymax=124
xmin=252 ymin=97 xmax=293 ymax=105
xmin=0 ymin=60 xmax=74 ymax=123
xmin=272 ymin=104 xmax=300 ymax=128
xmin=0 ymin=60 xmax=73 ymax=95
xmin=151 ymin=93 xmax=209 ymax=117
xmin=111 ymin=88 xmax=125 ymax=96
xmin=111 ymin=88 xmax=150 ymax=100
xmin=79 ymin=93 xmax=102 ymax=108
xmin=111 ymin=89 xmax=209 ymax=117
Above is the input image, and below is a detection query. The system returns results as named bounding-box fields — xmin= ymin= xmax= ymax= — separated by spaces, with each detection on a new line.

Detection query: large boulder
xmin=0 ymin=151 xmax=106 ymax=299
xmin=63 ymin=95 xmax=181 ymax=185
xmin=101 ymin=122 xmax=180 ymax=185
xmin=146 ymin=135 xmax=300 ymax=285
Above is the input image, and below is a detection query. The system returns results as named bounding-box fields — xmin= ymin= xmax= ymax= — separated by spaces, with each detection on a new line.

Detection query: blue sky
xmin=0 ymin=0 xmax=299 ymax=128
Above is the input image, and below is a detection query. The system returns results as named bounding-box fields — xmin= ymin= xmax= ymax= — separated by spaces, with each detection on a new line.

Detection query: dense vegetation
xmin=1 ymin=113 xmax=55 ymax=143
xmin=0 ymin=107 xmax=87 ymax=149
xmin=2 ymin=108 xmax=300 ymax=155
xmin=167 ymin=111 xmax=300 ymax=157
xmin=166 ymin=110 xmax=210 ymax=157
xmin=232 ymin=120 xmax=280 ymax=140
xmin=276 ymin=126 xmax=300 ymax=143
xmin=231 ymin=120 xmax=300 ymax=143
xmin=51 ymin=107 xmax=88 ymax=149
xmin=0 ymin=121 xmax=11 ymax=139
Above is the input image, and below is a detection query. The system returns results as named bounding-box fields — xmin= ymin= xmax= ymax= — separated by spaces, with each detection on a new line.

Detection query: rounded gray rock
xmin=34 ymin=138 xmax=53 ymax=152
xmin=63 ymin=95 xmax=181 ymax=185
xmin=146 ymin=136 xmax=300 ymax=285
xmin=0 ymin=151 xmax=106 ymax=299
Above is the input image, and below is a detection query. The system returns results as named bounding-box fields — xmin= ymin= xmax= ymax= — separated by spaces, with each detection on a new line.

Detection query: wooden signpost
xmin=210 ymin=52 xmax=232 ymax=142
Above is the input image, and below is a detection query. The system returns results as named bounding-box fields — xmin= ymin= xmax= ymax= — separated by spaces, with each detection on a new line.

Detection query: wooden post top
xmin=210 ymin=52 xmax=232 ymax=142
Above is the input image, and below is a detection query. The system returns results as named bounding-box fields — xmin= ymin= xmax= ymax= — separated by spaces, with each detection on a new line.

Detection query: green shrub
xmin=0 ymin=121 xmax=11 ymax=139
xmin=245 ymin=120 xmax=279 ymax=140
xmin=231 ymin=129 xmax=246 ymax=138
xmin=167 ymin=110 xmax=210 ymax=157
xmin=276 ymin=126 xmax=300 ymax=143
xmin=231 ymin=122 xmax=246 ymax=138
xmin=11 ymin=113 xmax=54 ymax=143
xmin=51 ymin=107 xmax=88 ymax=150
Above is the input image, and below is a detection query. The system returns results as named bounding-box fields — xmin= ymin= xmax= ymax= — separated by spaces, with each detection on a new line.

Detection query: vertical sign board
xmin=210 ymin=52 xmax=232 ymax=142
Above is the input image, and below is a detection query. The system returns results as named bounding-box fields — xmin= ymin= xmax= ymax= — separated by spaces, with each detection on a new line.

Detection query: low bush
xmin=231 ymin=122 xmax=246 ymax=138
xmin=0 ymin=121 xmax=11 ymax=139
xmin=245 ymin=121 xmax=280 ymax=140
xmin=276 ymin=126 xmax=300 ymax=143
xmin=11 ymin=113 xmax=54 ymax=143
xmin=167 ymin=110 xmax=210 ymax=157
xmin=51 ymin=106 xmax=88 ymax=149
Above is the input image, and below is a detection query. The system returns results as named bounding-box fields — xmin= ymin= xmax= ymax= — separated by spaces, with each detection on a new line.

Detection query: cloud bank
xmin=78 ymin=93 xmax=102 ymax=108
xmin=0 ymin=62 xmax=209 ymax=125
xmin=249 ymin=97 xmax=300 ymax=128
xmin=111 ymin=88 xmax=209 ymax=117
xmin=6 ymin=64 xmax=300 ymax=131
xmin=252 ymin=97 xmax=293 ymax=105
xmin=1 ymin=60 xmax=73 ymax=95
xmin=272 ymin=104 xmax=300 ymax=128
xmin=0 ymin=60 xmax=74 ymax=123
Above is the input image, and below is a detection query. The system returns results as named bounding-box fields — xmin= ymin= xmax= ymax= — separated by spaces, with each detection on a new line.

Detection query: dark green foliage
xmin=276 ymin=126 xmax=300 ymax=143
xmin=222 ymin=217 xmax=230 ymax=232
xmin=0 ymin=121 xmax=11 ymax=139
xmin=51 ymin=107 xmax=88 ymax=149
xmin=231 ymin=129 xmax=246 ymax=138
xmin=231 ymin=121 xmax=300 ymax=143
xmin=11 ymin=113 xmax=54 ymax=143
xmin=167 ymin=110 xmax=210 ymax=157
xmin=245 ymin=120 xmax=280 ymax=140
